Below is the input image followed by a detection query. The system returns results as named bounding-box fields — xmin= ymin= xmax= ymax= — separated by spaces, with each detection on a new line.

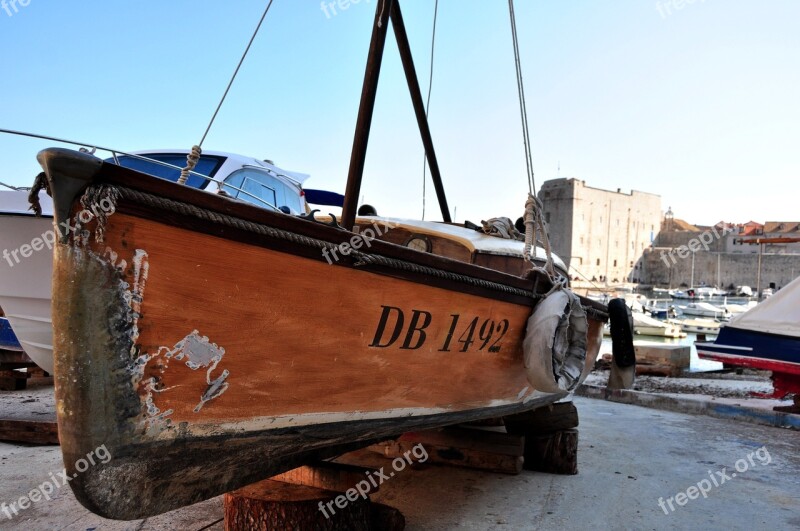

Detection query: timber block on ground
xmin=224 ymin=479 xmax=404 ymax=531
xmin=0 ymin=350 xmax=36 ymax=372
xmin=503 ymin=402 xmax=579 ymax=435
xmin=0 ymin=369 xmax=30 ymax=391
xmin=635 ymin=343 xmax=690 ymax=369
xmin=635 ymin=360 xmax=682 ymax=377
xmin=502 ymin=403 xmax=580 ymax=475
xmin=272 ymin=461 xmax=381 ymax=495
xmin=0 ymin=419 xmax=59 ymax=445
xmin=369 ymin=426 xmax=525 ymax=475
xmin=522 ymin=428 xmax=579 ymax=475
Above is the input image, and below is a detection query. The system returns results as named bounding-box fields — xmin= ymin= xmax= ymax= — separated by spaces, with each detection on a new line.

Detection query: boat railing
xmin=0 ymin=128 xmax=286 ymax=213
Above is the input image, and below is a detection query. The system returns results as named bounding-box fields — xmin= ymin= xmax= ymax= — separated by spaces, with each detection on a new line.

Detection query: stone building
xmin=645 ymin=215 xmax=800 ymax=290
xmin=539 ymin=178 xmax=662 ymax=283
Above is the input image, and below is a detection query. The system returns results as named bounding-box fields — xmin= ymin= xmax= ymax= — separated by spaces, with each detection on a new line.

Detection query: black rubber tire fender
xmin=608 ymin=298 xmax=635 ymax=369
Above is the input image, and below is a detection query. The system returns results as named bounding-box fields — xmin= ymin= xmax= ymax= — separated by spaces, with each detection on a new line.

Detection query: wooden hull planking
xmin=42 ymin=149 xmax=606 ymax=519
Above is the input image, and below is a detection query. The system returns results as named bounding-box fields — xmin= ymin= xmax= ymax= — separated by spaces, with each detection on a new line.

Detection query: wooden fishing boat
xmin=35 ymin=0 xmax=610 ymax=520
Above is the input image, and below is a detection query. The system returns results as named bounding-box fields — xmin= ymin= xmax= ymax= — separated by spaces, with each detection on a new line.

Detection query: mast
xmin=342 ymin=0 xmax=451 ymax=229
xmin=389 ymin=1 xmax=451 ymax=224
xmin=341 ymin=0 xmax=394 ymax=229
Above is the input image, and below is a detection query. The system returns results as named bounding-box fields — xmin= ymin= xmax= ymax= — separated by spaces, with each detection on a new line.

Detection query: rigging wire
xmin=421 ymin=0 xmax=439 ymax=220
xmin=179 ymin=0 xmax=276 ymax=185
xmin=0 ymin=181 xmax=22 ymax=191
xmin=199 ymin=0 xmax=275 ymax=148
xmin=507 ymin=0 xmax=535 ymax=195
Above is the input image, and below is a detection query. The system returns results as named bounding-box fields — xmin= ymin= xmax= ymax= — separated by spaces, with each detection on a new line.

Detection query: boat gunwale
xmin=41 ymin=147 xmax=608 ymax=317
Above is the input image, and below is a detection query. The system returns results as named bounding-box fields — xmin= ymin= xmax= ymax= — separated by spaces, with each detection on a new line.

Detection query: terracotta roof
xmin=764 ymin=222 xmax=800 ymax=233
xmin=669 ymin=218 xmax=700 ymax=232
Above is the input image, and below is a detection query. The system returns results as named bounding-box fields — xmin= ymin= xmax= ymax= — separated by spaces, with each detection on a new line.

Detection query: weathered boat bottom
xmin=70 ymin=395 xmax=566 ymax=520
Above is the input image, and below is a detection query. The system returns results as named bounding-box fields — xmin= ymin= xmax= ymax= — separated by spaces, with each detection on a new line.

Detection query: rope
xmin=421 ymin=0 xmax=439 ymax=220
xmin=103 ymin=184 xmax=546 ymax=302
xmin=0 ymin=181 xmax=21 ymax=191
xmin=523 ymin=193 xmax=557 ymax=285
xmin=177 ymin=145 xmax=202 ymax=185
xmin=507 ymin=0 xmax=535 ymax=195
xmin=27 ymin=173 xmax=50 ymax=216
xmin=179 ymin=0 xmax=276 ymax=185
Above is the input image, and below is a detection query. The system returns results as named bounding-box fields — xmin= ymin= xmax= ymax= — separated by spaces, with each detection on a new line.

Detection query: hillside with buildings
xmin=539 ymin=178 xmax=800 ymax=293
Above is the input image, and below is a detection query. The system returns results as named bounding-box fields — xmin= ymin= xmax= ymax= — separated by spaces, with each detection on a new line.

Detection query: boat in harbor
xmin=670 ymin=288 xmax=707 ymax=300
xmin=722 ymin=300 xmax=757 ymax=315
xmin=27 ymin=1 xmax=611 ymax=520
xmin=679 ymin=318 xmax=722 ymax=336
xmin=697 ymin=275 xmax=800 ymax=405
xmin=735 ymin=285 xmax=754 ymax=297
xmin=0 ymin=189 xmax=55 ymax=370
xmin=678 ymin=301 xmax=731 ymax=320
xmin=633 ymin=311 xmax=686 ymax=338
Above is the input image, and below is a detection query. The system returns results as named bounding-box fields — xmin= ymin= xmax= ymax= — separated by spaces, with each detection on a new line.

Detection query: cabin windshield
xmin=109 ymin=154 xmax=226 ymax=189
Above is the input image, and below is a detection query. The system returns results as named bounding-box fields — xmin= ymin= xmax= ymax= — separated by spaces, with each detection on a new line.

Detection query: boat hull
xmin=42 ymin=149 xmax=607 ymax=519
xmin=0 ymin=213 xmax=55 ymax=371
xmin=697 ymin=327 xmax=800 ymax=376
xmin=0 ymin=316 xmax=23 ymax=351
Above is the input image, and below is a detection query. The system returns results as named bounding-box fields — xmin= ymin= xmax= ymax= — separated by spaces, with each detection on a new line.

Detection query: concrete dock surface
xmin=0 ymin=396 xmax=798 ymax=530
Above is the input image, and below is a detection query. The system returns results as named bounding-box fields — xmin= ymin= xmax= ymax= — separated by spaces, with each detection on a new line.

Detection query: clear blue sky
xmin=1 ymin=0 xmax=798 ymax=226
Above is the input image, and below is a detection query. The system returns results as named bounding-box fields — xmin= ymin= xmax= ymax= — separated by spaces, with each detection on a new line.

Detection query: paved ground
xmin=0 ymin=396 xmax=798 ymax=530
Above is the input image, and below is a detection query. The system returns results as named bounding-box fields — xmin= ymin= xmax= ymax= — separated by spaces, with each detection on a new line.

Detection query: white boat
xmin=0 ymin=150 xmax=313 ymax=373
xmin=680 ymin=318 xmax=722 ymax=335
xmin=698 ymin=275 xmax=800 ymax=402
xmin=735 ymin=285 xmax=753 ymax=297
xmin=0 ymin=189 xmax=55 ymax=372
xmin=723 ymin=301 xmax=757 ymax=315
xmin=679 ymin=302 xmax=731 ymax=320
xmin=671 ymin=289 xmax=707 ymax=300
xmin=633 ymin=311 xmax=686 ymax=338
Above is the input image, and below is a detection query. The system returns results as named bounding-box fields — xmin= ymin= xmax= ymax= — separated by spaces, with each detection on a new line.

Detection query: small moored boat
xmin=680 ymin=318 xmax=722 ymax=336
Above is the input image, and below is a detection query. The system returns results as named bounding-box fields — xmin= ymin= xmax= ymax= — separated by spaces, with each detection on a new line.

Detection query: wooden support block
xmin=0 ymin=419 xmax=59 ymax=445
xmin=503 ymin=402 xmax=579 ymax=435
xmin=26 ymin=367 xmax=51 ymax=378
xmin=272 ymin=461 xmax=380 ymax=495
xmin=635 ymin=362 xmax=681 ymax=377
xmin=370 ymin=426 xmax=525 ymax=475
xmin=0 ymin=370 xmax=30 ymax=391
xmin=224 ymin=479 xmax=404 ymax=531
xmin=522 ymin=429 xmax=579 ymax=475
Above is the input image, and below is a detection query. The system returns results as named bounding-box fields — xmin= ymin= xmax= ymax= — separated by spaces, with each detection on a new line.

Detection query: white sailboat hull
xmin=0 ymin=191 xmax=55 ymax=373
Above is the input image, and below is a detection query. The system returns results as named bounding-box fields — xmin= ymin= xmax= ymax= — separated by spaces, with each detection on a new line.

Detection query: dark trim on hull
xmin=70 ymin=394 xmax=566 ymax=520
xmin=698 ymin=326 xmax=800 ymax=368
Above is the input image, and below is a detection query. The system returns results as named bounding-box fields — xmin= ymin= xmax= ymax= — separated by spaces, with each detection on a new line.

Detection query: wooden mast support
xmin=389 ymin=0 xmax=451 ymax=223
xmin=342 ymin=0 xmax=395 ymax=230
xmin=342 ymin=0 xmax=452 ymax=229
